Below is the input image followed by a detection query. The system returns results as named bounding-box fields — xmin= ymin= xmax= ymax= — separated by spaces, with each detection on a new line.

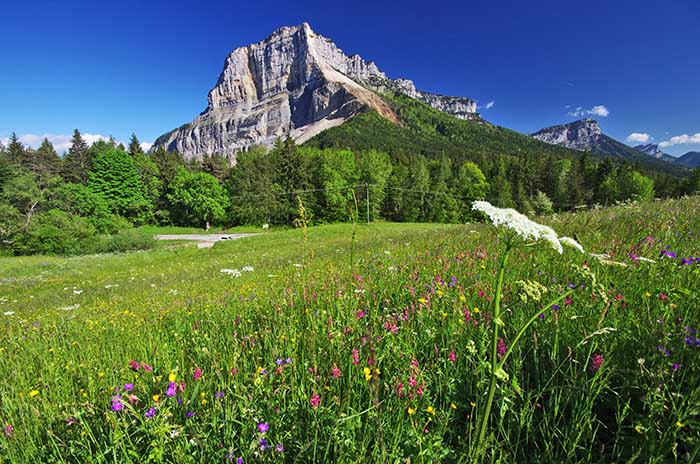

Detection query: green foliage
xmin=357 ymin=150 xmax=393 ymax=220
xmin=167 ymin=168 xmax=229 ymax=229
xmin=226 ymin=147 xmax=282 ymax=225
xmin=61 ymin=129 xmax=92 ymax=184
xmin=15 ymin=208 xmax=97 ymax=255
xmin=48 ymin=182 xmax=131 ymax=234
xmin=307 ymin=147 xmax=357 ymax=222
xmin=531 ymin=190 xmax=554 ymax=215
xmin=88 ymin=142 xmax=153 ymax=223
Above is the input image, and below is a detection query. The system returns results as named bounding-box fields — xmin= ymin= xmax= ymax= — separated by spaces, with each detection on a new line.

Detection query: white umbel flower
xmin=220 ymin=268 xmax=242 ymax=277
xmin=560 ymin=236 xmax=584 ymax=253
xmin=472 ymin=201 xmax=564 ymax=254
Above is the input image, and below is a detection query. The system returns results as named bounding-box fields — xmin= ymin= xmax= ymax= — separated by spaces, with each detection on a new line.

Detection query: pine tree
xmin=271 ymin=136 xmax=310 ymax=224
xmin=34 ymin=138 xmax=62 ymax=178
xmin=62 ymin=129 xmax=92 ymax=184
xmin=128 ymin=133 xmax=144 ymax=158
xmin=6 ymin=133 xmax=25 ymax=164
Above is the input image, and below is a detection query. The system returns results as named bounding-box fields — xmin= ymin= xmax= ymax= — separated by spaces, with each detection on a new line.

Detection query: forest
xmin=2 ymin=113 xmax=699 ymax=256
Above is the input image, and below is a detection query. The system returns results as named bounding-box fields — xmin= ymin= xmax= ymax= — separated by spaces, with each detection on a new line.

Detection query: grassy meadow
xmin=1 ymin=198 xmax=699 ymax=462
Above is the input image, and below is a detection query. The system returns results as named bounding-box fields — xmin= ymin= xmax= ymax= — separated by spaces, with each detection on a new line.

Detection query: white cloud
xmin=658 ymin=133 xmax=700 ymax=148
xmin=477 ymin=100 xmax=496 ymax=110
xmin=140 ymin=142 xmax=153 ymax=152
xmin=567 ymin=104 xmax=610 ymax=118
xmin=0 ymin=133 xmax=123 ymax=154
xmin=625 ymin=133 xmax=650 ymax=144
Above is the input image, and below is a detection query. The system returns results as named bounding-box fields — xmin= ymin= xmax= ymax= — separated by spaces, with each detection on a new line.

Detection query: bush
xmin=92 ymin=229 xmax=156 ymax=254
xmin=16 ymin=209 xmax=96 ymax=255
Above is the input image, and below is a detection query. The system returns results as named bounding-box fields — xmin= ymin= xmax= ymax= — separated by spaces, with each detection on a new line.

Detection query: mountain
xmin=676 ymin=151 xmax=700 ymax=168
xmin=634 ymin=144 xmax=676 ymax=163
xmin=531 ymin=118 xmax=602 ymax=151
xmin=531 ymin=119 xmax=682 ymax=173
xmin=154 ymin=23 xmax=478 ymax=160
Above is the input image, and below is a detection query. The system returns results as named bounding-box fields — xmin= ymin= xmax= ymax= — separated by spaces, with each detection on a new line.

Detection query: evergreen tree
xmin=226 ymin=147 xmax=282 ymax=225
xmin=202 ymin=153 xmax=231 ymax=182
xmin=6 ymin=133 xmax=25 ymax=164
xmin=128 ymin=133 xmax=144 ymax=158
xmin=34 ymin=138 xmax=62 ymax=178
xmin=271 ymin=136 xmax=311 ymax=224
xmin=62 ymin=129 xmax=92 ymax=184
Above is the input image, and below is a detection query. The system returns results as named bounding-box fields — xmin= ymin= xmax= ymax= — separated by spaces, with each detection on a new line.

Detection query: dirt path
xmin=156 ymin=233 xmax=260 ymax=248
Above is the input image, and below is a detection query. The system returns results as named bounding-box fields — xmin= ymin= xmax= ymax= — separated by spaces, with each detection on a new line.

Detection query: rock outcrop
xmin=531 ymin=118 xmax=602 ymax=151
xmin=634 ymin=143 xmax=676 ymax=163
xmin=155 ymin=23 xmax=478 ymax=160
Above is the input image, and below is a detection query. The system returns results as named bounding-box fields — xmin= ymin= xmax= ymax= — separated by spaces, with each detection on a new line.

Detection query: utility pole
xmin=365 ymin=182 xmax=370 ymax=224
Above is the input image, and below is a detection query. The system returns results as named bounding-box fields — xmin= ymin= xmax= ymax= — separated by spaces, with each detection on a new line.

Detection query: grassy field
xmin=1 ymin=199 xmax=699 ymax=462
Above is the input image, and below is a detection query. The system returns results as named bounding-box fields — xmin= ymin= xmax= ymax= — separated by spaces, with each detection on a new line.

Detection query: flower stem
xmin=497 ymin=290 xmax=573 ymax=369
xmin=475 ymin=242 xmax=510 ymax=456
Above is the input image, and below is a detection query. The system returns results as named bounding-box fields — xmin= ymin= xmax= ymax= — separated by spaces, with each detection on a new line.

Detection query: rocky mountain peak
xmin=531 ymin=118 xmax=602 ymax=150
xmin=155 ymin=23 xmax=478 ymax=160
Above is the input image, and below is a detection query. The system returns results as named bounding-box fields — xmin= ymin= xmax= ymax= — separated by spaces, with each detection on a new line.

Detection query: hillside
xmin=307 ymin=93 xmax=686 ymax=179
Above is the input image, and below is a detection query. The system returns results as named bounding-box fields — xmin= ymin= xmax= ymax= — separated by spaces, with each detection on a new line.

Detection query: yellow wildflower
xmin=152 ymin=394 xmax=160 ymax=402
xmin=363 ymin=367 xmax=372 ymax=381
xmin=29 ymin=390 xmax=39 ymax=398
xmin=407 ymin=407 xmax=416 ymax=415
xmin=450 ymin=403 xmax=457 ymax=410
xmin=459 ymin=295 xmax=466 ymax=302
xmin=473 ymin=307 xmax=480 ymax=314
xmin=426 ymin=406 xmax=435 ymax=415
xmin=168 ymin=372 xmax=176 ymax=382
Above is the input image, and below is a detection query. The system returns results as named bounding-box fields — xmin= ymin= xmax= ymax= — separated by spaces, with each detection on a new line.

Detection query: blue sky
xmin=0 ymin=0 xmax=698 ymax=156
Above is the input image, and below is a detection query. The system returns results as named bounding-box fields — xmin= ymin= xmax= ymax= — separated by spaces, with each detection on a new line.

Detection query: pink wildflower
xmin=310 ymin=392 xmax=320 ymax=409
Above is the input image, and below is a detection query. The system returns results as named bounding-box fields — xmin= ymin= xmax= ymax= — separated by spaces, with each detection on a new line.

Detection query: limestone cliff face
xmin=531 ymin=118 xmax=603 ymax=151
xmin=155 ymin=23 xmax=478 ymax=160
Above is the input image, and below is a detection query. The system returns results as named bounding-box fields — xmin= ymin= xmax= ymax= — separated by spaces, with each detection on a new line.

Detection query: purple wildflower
xmin=123 ymin=383 xmax=134 ymax=391
xmin=673 ymin=363 xmax=680 ymax=371
xmin=259 ymin=437 xmax=269 ymax=451
xmin=186 ymin=411 xmax=194 ymax=418
xmin=589 ymin=353 xmax=604 ymax=373
xmin=165 ymin=382 xmax=177 ymax=397
xmin=215 ymin=391 xmax=224 ymax=399
xmin=257 ymin=422 xmax=269 ymax=434
xmin=552 ymin=304 xmax=560 ymax=311
xmin=111 ymin=395 xmax=124 ymax=412
xmin=285 ymin=358 xmax=292 ymax=364
xmin=276 ymin=443 xmax=285 ymax=453
xmin=497 ymin=338 xmax=507 ymax=360
xmin=145 ymin=407 xmax=156 ymax=418
xmin=275 ymin=359 xmax=284 ymax=365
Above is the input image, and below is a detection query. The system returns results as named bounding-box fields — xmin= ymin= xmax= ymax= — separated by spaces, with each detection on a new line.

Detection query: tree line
xmin=1 ymin=128 xmax=699 ymax=255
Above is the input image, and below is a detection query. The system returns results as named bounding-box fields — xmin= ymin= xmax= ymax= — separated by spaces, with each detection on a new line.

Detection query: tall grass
xmin=0 ymin=198 xmax=699 ymax=462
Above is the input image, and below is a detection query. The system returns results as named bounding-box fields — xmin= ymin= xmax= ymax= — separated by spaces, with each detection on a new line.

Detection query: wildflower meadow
xmin=1 ymin=197 xmax=699 ymax=462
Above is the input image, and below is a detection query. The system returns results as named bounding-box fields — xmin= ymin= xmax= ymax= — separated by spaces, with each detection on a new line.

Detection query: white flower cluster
xmin=472 ymin=201 xmax=585 ymax=255
xmin=220 ymin=266 xmax=254 ymax=277
xmin=220 ymin=268 xmax=242 ymax=278
xmin=559 ymin=236 xmax=585 ymax=253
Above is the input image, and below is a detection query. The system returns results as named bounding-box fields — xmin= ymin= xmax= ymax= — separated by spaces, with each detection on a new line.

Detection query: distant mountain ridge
xmin=676 ymin=151 xmax=700 ymax=168
xmin=531 ymin=119 xmax=685 ymax=173
xmin=633 ymin=144 xmax=676 ymax=163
